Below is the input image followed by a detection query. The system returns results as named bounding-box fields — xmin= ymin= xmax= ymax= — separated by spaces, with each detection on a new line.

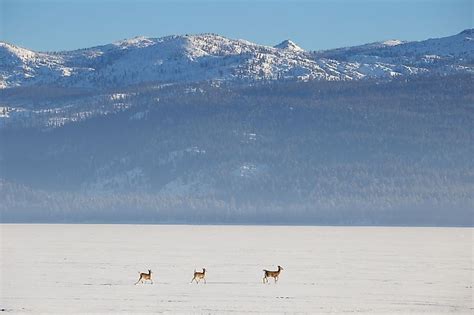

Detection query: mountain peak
xmin=459 ymin=29 xmax=474 ymax=36
xmin=274 ymin=39 xmax=304 ymax=52
xmin=113 ymin=36 xmax=156 ymax=49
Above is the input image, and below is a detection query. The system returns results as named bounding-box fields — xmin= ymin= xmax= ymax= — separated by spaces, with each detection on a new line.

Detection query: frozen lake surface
xmin=1 ymin=225 xmax=472 ymax=313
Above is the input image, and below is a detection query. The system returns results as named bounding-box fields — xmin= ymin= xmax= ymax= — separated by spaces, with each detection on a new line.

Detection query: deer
xmin=190 ymin=268 xmax=206 ymax=284
xmin=263 ymin=265 xmax=283 ymax=284
xmin=135 ymin=269 xmax=153 ymax=285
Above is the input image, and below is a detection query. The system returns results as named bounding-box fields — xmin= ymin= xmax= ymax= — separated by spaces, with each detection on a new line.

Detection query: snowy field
xmin=1 ymin=224 xmax=472 ymax=314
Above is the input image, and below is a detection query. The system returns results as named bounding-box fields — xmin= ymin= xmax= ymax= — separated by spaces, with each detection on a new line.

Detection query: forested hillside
xmin=1 ymin=75 xmax=472 ymax=225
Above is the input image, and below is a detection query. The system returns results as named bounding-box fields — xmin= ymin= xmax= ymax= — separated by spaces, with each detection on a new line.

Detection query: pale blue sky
xmin=0 ymin=0 xmax=472 ymax=52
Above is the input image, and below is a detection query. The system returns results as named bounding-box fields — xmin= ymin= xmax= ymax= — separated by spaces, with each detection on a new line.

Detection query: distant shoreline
xmin=1 ymin=222 xmax=472 ymax=228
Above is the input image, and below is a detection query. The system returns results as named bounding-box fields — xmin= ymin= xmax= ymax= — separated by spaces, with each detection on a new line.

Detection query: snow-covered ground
xmin=1 ymin=225 xmax=472 ymax=313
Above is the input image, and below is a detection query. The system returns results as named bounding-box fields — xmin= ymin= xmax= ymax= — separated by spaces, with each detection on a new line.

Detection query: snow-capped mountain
xmin=0 ymin=31 xmax=472 ymax=225
xmin=274 ymin=39 xmax=305 ymax=52
xmin=317 ymin=29 xmax=473 ymax=71
xmin=0 ymin=30 xmax=473 ymax=89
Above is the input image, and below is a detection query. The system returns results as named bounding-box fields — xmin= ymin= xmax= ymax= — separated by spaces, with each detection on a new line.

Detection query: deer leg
xmin=191 ymin=277 xmax=195 ymax=283
xmin=204 ymin=278 xmax=207 ymax=284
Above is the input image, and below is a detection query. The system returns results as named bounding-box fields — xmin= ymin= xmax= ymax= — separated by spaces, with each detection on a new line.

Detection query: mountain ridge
xmin=0 ymin=30 xmax=473 ymax=89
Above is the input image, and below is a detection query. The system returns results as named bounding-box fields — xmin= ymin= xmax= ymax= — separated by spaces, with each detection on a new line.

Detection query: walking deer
xmin=263 ymin=265 xmax=283 ymax=284
xmin=135 ymin=269 xmax=153 ymax=285
xmin=191 ymin=268 xmax=206 ymax=284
